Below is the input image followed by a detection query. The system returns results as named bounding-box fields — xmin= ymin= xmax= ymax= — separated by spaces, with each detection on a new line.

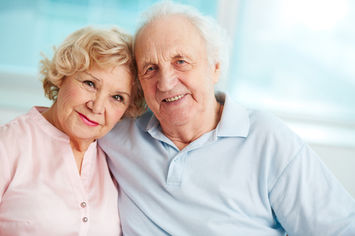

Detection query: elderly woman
xmin=0 ymin=26 xmax=145 ymax=235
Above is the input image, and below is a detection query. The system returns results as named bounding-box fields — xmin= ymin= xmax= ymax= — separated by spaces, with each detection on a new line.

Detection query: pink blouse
xmin=0 ymin=107 xmax=121 ymax=236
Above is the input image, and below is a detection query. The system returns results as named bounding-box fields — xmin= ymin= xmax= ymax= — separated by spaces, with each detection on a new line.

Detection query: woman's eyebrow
xmin=114 ymin=90 xmax=131 ymax=97
xmin=84 ymin=71 xmax=131 ymax=97
xmin=83 ymin=71 xmax=101 ymax=82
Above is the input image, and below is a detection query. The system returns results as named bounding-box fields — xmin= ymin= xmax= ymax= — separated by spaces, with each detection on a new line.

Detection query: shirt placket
xmin=166 ymin=152 xmax=186 ymax=186
xmin=64 ymin=144 xmax=92 ymax=236
xmin=78 ymin=145 xmax=95 ymax=236
xmin=79 ymin=199 xmax=90 ymax=236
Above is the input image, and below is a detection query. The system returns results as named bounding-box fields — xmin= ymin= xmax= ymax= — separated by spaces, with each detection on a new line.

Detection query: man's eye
xmin=113 ymin=95 xmax=123 ymax=102
xmin=84 ymin=80 xmax=95 ymax=88
xmin=176 ymin=59 xmax=186 ymax=65
xmin=144 ymin=65 xmax=157 ymax=74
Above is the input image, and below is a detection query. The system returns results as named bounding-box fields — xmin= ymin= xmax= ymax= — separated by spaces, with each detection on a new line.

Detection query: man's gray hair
xmin=134 ymin=0 xmax=231 ymax=80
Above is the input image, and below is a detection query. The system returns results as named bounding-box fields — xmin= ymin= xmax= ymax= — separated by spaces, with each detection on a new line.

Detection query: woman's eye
xmin=84 ymin=80 xmax=95 ymax=88
xmin=112 ymin=95 xmax=123 ymax=102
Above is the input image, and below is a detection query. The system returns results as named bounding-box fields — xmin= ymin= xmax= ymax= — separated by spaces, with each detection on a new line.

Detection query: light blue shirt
xmin=99 ymin=93 xmax=355 ymax=236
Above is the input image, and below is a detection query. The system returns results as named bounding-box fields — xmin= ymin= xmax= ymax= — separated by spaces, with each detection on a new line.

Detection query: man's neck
xmin=160 ymin=101 xmax=223 ymax=150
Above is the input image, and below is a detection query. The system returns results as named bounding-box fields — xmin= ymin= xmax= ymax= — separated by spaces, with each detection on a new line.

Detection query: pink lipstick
xmin=78 ymin=112 xmax=99 ymax=127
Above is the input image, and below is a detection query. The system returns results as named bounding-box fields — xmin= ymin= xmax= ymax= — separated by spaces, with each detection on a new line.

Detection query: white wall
xmin=311 ymin=144 xmax=355 ymax=197
xmin=0 ymin=69 xmax=51 ymax=125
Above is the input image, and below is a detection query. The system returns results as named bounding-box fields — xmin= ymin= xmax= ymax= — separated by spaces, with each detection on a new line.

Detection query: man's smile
xmin=163 ymin=94 xmax=185 ymax=103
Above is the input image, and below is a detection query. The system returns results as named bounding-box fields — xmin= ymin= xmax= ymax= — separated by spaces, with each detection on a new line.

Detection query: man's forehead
xmin=135 ymin=20 xmax=204 ymax=60
xmin=136 ymin=45 xmax=191 ymax=68
xmin=140 ymin=14 xmax=193 ymax=34
xmin=135 ymin=15 xmax=202 ymax=45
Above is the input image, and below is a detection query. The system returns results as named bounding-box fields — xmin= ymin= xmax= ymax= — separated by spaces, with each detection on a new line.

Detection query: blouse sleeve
xmin=0 ymin=130 xmax=11 ymax=203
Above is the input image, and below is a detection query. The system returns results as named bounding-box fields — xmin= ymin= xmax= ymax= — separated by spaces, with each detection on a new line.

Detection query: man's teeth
xmin=165 ymin=95 xmax=184 ymax=102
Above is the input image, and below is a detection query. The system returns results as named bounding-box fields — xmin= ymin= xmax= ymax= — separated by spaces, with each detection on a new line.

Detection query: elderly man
xmin=100 ymin=1 xmax=355 ymax=235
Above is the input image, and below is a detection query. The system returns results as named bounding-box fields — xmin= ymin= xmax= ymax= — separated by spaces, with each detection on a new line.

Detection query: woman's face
xmin=49 ymin=65 xmax=132 ymax=144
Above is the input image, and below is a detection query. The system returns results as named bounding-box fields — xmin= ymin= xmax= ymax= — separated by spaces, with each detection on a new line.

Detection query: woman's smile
xmin=77 ymin=112 xmax=99 ymax=127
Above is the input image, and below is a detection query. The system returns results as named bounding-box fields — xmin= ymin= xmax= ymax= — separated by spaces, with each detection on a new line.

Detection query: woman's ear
xmin=56 ymin=76 xmax=67 ymax=88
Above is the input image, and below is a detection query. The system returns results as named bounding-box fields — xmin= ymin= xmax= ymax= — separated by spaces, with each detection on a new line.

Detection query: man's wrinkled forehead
xmin=134 ymin=15 xmax=206 ymax=60
xmin=135 ymin=15 xmax=202 ymax=47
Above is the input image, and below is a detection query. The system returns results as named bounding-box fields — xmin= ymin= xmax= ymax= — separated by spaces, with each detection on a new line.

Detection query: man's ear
xmin=212 ymin=62 xmax=221 ymax=84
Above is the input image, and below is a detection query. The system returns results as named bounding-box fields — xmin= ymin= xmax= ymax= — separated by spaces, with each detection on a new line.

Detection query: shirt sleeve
xmin=269 ymin=144 xmax=355 ymax=235
xmin=0 ymin=134 xmax=11 ymax=203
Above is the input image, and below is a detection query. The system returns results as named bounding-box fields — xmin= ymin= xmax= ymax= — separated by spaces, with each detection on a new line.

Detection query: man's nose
xmin=157 ymin=67 xmax=177 ymax=92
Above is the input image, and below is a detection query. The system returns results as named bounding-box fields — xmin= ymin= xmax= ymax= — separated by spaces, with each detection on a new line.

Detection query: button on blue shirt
xmin=99 ymin=93 xmax=355 ymax=236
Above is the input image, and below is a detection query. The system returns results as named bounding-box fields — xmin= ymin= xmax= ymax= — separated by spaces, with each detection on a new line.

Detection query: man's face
xmin=135 ymin=15 xmax=219 ymax=128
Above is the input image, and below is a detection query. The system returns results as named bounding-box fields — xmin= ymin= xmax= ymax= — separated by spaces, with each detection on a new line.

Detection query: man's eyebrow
xmin=172 ymin=53 xmax=192 ymax=60
xmin=140 ymin=59 xmax=156 ymax=69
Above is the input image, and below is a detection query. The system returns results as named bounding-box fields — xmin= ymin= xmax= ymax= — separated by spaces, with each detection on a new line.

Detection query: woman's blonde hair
xmin=41 ymin=26 xmax=146 ymax=117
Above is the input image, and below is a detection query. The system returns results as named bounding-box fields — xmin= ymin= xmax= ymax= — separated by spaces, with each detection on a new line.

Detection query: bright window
xmin=1 ymin=0 xmax=354 ymax=147
xmin=222 ymin=0 xmax=355 ymax=146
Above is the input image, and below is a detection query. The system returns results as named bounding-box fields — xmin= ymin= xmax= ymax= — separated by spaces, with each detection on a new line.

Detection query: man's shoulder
xmin=99 ymin=110 xmax=154 ymax=145
xmin=247 ymin=109 xmax=304 ymax=151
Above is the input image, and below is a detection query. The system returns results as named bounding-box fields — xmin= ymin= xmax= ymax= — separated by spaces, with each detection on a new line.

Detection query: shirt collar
xmin=31 ymin=106 xmax=70 ymax=142
xmin=215 ymin=92 xmax=250 ymax=138
xmin=136 ymin=109 xmax=158 ymax=132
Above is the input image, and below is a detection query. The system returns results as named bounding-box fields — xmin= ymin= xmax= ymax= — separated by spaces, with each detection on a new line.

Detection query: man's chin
xmin=159 ymin=113 xmax=192 ymax=128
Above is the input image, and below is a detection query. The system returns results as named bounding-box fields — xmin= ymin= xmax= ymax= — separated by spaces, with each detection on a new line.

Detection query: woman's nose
xmin=87 ymin=94 xmax=105 ymax=114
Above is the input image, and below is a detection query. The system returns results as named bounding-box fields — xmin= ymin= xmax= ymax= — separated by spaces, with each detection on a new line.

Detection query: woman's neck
xmin=70 ymin=140 xmax=93 ymax=175
xmin=42 ymin=105 xmax=93 ymax=175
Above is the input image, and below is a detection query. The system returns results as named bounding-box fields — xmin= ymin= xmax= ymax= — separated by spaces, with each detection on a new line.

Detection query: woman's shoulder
xmin=1 ymin=113 xmax=28 ymax=138
xmin=0 ymin=111 xmax=33 ymax=170
xmin=0 ymin=107 xmax=48 ymax=158
xmin=1 ymin=108 xmax=37 ymax=138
